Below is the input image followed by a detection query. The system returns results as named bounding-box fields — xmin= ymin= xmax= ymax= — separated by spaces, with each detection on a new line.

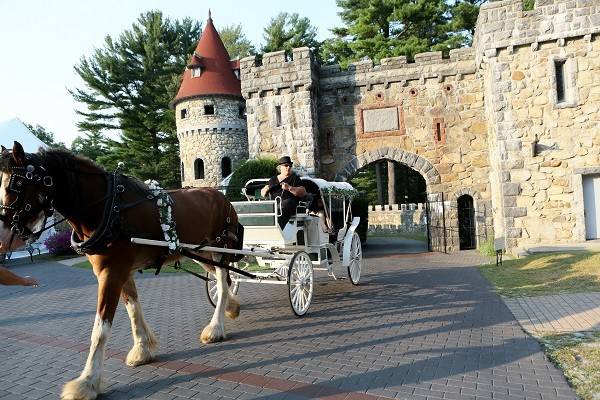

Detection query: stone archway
xmin=454 ymin=187 xmax=481 ymax=200
xmin=334 ymin=147 xmax=441 ymax=187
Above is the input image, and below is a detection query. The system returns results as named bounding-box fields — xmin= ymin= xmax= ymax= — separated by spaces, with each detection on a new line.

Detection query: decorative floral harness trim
xmin=145 ymin=180 xmax=179 ymax=252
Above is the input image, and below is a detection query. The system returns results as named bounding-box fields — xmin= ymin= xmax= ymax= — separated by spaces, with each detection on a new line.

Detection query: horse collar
xmin=70 ymin=172 xmax=122 ymax=255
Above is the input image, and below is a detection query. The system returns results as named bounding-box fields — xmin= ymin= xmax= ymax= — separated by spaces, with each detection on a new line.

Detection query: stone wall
xmin=240 ymin=48 xmax=320 ymax=175
xmin=237 ymin=0 xmax=600 ymax=252
xmin=368 ymin=203 xmax=427 ymax=235
xmin=317 ymin=48 xmax=490 ymax=198
xmin=176 ymin=96 xmax=248 ymax=187
xmin=476 ymin=0 xmax=600 ymax=249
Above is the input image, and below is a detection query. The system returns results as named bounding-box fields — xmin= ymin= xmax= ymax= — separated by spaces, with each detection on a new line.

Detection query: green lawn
xmin=479 ymin=251 xmax=600 ymax=399
xmin=479 ymin=251 xmax=600 ymax=297
xmin=539 ymin=332 xmax=600 ymax=400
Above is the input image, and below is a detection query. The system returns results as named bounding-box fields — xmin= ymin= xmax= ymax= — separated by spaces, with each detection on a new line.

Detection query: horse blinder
xmin=0 ymin=163 xmax=56 ymax=241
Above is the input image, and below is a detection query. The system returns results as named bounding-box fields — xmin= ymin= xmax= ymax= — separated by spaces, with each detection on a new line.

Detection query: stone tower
xmin=174 ymin=11 xmax=248 ymax=187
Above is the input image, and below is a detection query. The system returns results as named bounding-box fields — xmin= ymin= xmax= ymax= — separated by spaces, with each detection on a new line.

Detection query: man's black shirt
xmin=266 ymin=174 xmax=302 ymax=200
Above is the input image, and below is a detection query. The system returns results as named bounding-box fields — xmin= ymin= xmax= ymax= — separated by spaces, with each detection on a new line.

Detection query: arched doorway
xmin=348 ymin=159 xmax=428 ymax=254
xmin=457 ymin=195 xmax=476 ymax=250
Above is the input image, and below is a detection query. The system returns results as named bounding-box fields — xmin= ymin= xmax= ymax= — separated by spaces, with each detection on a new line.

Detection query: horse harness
xmin=0 ymin=155 xmax=247 ymax=279
xmin=0 ymin=160 xmax=56 ymax=242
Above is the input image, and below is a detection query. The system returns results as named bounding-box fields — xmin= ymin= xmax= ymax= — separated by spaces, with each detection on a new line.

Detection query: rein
xmin=0 ymin=154 xmax=159 ymax=254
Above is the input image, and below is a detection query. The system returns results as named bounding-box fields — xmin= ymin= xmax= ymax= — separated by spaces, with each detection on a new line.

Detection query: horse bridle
xmin=0 ymin=161 xmax=55 ymax=242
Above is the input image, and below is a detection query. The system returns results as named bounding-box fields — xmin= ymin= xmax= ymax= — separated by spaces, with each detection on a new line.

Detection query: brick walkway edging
xmin=503 ymin=292 xmax=600 ymax=335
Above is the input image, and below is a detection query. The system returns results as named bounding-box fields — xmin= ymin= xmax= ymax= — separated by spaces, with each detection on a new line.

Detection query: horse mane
xmin=37 ymin=148 xmax=106 ymax=174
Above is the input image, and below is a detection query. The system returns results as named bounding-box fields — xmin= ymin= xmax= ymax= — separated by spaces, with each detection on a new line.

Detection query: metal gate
xmin=426 ymin=192 xmax=491 ymax=253
xmin=426 ymin=192 xmax=447 ymax=252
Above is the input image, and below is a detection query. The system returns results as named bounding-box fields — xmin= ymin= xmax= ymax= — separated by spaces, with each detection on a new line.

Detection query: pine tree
xmin=70 ymin=11 xmax=201 ymax=188
xmin=219 ymin=24 xmax=256 ymax=60
xmin=262 ymin=13 xmax=320 ymax=55
xmin=70 ymin=130 xmax=107 ymax=162
xmin=321 ymin=0 xmax=482 ymax=67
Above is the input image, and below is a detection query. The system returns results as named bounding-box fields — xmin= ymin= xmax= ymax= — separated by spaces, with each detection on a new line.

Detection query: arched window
xmin=221 ymin=157 xmax=232 ymax=178
xmin=181 ymin=162 xmax=185 ymax=181
xmin=194 ymin=158 xmax=204 ymax=179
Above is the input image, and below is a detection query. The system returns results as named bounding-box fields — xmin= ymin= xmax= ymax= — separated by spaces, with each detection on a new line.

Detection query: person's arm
xmin=0 ymin=266 xmax=38 ymax=286
xmin=260 ymin=185 xmax=270 ymax=197
xmin=281 ymin=182 xmax=306 ymax=198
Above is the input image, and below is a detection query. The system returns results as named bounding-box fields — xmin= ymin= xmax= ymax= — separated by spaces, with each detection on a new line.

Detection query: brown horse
xmin=0 ymin=142 xmax=241 ymax=400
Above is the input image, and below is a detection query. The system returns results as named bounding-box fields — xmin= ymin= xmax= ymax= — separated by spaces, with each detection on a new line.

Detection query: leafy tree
xmin=24 ymin=122 xmax=65 ymax=148
xmin=350 ymin=161 xmax=426 ymax=205
xmin=321 ymin=0 xmax=483 ymax=67
xmin=450 ymin=0 xmax=486 ymax=37
xmin=70 ymin=11 xmax=201 ymax=188
xmin=262 ymin=12 xmax=320 ymax=55
xmin=219 ymin=24 xmax=256 ymax=59
xmin=70 ymin=130 xmax=107 ymax=162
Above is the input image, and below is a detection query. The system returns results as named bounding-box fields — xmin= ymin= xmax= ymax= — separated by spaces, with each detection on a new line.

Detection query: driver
xmin=261 ymin=156 xmax=306 ymax=229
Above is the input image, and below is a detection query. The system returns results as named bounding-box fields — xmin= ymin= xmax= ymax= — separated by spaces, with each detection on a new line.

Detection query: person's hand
xmin=281 ymin=182 xmax=290 ymax=191
xmin=22 ymin=276 xmax=38 ymax=287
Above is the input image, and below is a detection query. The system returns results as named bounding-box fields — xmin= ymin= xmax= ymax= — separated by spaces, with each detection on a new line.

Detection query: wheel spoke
xmin=299 ymin=289 xmax=305 ymax=311
xmin=290 ymin=285 xmax=299 ymax=296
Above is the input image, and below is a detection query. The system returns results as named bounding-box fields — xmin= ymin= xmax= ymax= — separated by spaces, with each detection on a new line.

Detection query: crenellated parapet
xmin=474 ymin=0 xmax=600 ymax=66
xmin=319 ymin=48 xmax=477 ymax=91
xmin=240 ymin=47 xmax=319 ymax=98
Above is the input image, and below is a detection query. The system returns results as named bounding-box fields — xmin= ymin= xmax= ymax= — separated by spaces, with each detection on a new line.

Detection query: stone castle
xmin=175 ymin=0 xmax=600 ymax=253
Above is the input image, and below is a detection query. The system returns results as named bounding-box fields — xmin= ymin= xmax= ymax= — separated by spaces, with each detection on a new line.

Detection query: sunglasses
xmin=281 ymin=164 xmax=292 ymax=168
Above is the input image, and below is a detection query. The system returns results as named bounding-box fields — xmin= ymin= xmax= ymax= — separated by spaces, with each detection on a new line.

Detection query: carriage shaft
xmin=130 ymin=237 xmax=287 ymax=259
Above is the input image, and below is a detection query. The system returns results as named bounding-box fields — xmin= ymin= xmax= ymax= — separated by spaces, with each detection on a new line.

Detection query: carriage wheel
xmin=205 ymin=262 xmax=245 ymax=308
xmin=347 ymin=232 xmax=362 ymax=285
xmin=287 ymin=251 xmax=314 ymax=317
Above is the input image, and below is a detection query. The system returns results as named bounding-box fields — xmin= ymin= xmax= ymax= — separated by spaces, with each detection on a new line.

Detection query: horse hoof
xmin=200 ymin=323 xmax=225 ymax=344
xmin=61 ymin=377 xmax=100 ymax=400
xmin=126 ymin=343 xmax=154 ymax=367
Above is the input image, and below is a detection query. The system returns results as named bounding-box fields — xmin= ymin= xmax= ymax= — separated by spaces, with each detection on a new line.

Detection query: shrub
xmin=226 ymin=157 xmax=278 ymax=201
xmin=44 ymin=229 xmax=76 ymax=256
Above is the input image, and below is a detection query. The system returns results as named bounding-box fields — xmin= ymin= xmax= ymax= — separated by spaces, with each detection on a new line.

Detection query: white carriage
xmin=133 ymin=177 xmax=363 ymax=316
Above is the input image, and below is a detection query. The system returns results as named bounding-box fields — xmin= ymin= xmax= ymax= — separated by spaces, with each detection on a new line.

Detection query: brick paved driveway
xmin=0 ymin=240 xmax=575 ymax=399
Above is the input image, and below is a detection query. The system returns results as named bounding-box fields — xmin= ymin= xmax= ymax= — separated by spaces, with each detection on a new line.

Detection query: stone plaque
xmin=363 ymin=107 xmax=399 ymax=133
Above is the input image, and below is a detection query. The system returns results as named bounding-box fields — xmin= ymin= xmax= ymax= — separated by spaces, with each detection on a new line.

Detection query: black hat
xmin=277 ymin=156 xmax=293 ymax=166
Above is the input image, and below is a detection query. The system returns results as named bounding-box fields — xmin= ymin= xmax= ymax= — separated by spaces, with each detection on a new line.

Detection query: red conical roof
xmin=173 ymin=12 xmax=242 ymax=104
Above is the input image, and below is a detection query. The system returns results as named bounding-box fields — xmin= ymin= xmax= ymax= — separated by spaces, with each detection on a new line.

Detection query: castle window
xmin=275 ymin=105 xmax=282 ymax=127
xmin=433 ymin=117 xmax=446 ymax=144
xmin=181 ymin=162 xmax=185 ymax=181
xmin=204 ymin=105 xmax=215 ymax=115
xmin=180 ymin=108 xmax=188 ymax=119
xmin=191 ymin=67 xmax=201 ymax=78
xmin=554 ymin=60 xmax=566 ymax=103
xmin=221 ymin=157 xmax=232 ymax=178
xmin=239 ymin=105 xmax=246 ymax=118
xmin=194 ymin=158 xmax=205 ymax=179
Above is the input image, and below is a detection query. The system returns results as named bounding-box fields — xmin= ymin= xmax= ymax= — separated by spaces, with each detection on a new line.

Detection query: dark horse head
xmin=0 ymin=141 xmax=56 ymax=251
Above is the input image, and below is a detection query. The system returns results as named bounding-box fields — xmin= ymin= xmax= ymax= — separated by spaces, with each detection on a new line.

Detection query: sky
xmin=0 ymin=0 xmax=342 ymax=146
